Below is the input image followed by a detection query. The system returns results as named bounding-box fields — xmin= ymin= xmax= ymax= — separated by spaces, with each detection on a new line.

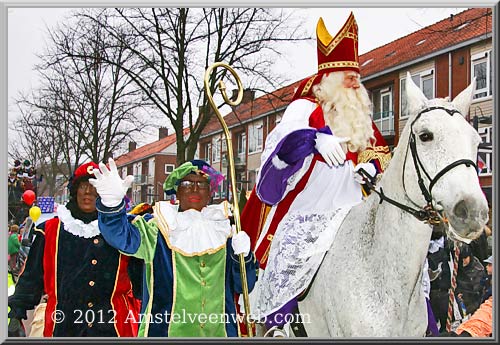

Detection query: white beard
xmin=313 ymin=72 xmax=374 ymax=152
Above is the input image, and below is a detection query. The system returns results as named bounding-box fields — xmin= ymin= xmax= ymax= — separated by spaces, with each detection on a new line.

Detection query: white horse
xmin=296 ymin=74 xmax=489 ymax=337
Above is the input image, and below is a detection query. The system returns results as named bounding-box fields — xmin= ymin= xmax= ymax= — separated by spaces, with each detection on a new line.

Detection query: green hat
xmin=163 ymin=160 xmax=224 ymax=196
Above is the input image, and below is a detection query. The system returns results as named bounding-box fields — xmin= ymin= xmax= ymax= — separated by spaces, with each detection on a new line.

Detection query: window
xmin=471 ymin=50 xmax=492 ymax=100
xmin=248 ymin=121 xmax=263 ymax=154
xmin=248 ymin=169 xmax=259 ymax=190
xmin=165 ymin=164 xmax=175 ymax=174
xmin=221 ymin=138 xmax=227 ymax=154
xmin=213 ymin=184 xmax=223 ymax=200
xmin=421 ymin=74 xmax=434 ymax=99
xmin=237 ymin=132 xmax=246 ymax=162
xmin=478 ymin=126 xmax=492 ymax=176
xmin=204 ymin=143 xmax=212 ymax=163
xmin=400 ymin=70 xmax=434 ymax=118
xmin=361 ymin=58 xmax=374 ymax=67
xmin=148 ymin=158 xmax=155 ymax=177
xmin=147 ymin=186 xmax=155 ymax=204
xmin=236 ymin=171 xmax=247 ymax=192
xmin=454 ymin=21 xmax=470 ymax=31
xmin=212 ymin=136 xmax=221 ymax=162
xmin=371 ymin=87 xmax=394 ymax=135
xmin=133 ymin=162 xmax=142 ymax=183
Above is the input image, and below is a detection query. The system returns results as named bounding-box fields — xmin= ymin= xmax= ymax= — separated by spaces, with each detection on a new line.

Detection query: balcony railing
xmin=235 ymin=156 xmax=246 ymax=166
xmin=221 ymin=154 xmax=246 ymax=167
xmin=373 ymin=111 xmax=395 ymax=136
xmin=134 ymin=174 xmax=147 ymax=184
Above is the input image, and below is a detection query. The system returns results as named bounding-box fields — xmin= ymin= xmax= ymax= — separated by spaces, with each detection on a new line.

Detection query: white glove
xmin=232 ymin=230 xmax=251 ymax=257
xmin=354 ymin=162 xmax=377 ymax=184
xmin=88 ymin=158 xmax=134 ymax=208
xmin=315 ymin=132 xmax=349 ymax=167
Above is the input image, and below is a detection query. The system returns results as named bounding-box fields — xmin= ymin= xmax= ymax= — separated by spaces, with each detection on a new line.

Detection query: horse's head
xmin=397 ymin=72 xmax=489 ymax=242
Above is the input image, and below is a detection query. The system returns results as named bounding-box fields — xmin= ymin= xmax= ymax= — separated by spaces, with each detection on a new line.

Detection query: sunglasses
xmin=178 ymin=180 xmax=210 ymax=191
xmin=78 ymin=182 xmax=98 ymax=194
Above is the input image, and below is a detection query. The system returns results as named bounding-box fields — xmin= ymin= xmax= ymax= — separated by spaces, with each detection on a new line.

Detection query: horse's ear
xmin=452 ymin=78 xmax=476 ymax=117
xmin=405 ymin=71 xmax=427 ymax=115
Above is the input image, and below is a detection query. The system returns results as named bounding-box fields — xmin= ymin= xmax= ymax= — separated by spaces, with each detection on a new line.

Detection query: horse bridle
xmin=358 ymin=106 xmax=477 ymax=225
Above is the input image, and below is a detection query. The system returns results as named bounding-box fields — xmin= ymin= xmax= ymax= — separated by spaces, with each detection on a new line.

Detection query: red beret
xmin=68 ymin=162 xmax=100 ymax=193
xmin=73 ymin=162 xmax=100 ymax=180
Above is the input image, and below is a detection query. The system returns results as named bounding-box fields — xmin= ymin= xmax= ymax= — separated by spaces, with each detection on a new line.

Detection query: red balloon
xmin=22 ymin=190 xmax=36 ymax=206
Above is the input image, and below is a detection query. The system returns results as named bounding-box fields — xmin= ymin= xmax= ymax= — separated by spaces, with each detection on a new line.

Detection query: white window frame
xmin=165 ymin=164 xmax=175 ymax=175
xmin=400 ymin=69 xmax=435 ymax=119
xmin=148 ymin=158 xmax=155 ymax=177
xmin=421 ymin=70 xmax=435 ymax=99
xmin=471 ymin=50 xmax=492 ymax=100
xmin=237 ymin=132 xmax=246 ymax=160
xmin=147 ymin=186 xmax=155 ymax=204
xmin=371 ymin=87 xmax=394 ymax=135
xmin=212 ymin=136 xmax=221 ymax=163
xmin=478 ymin=126 xmax=493 ymax=176
xmin=248 ymin=121 xmax=263 ymax=154
xmin=204 ymin=143 xmax=212 ymax=164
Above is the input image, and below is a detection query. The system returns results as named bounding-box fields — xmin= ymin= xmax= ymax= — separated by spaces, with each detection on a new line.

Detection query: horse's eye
xmin=419 ymin=132 xmax=434 ymax=142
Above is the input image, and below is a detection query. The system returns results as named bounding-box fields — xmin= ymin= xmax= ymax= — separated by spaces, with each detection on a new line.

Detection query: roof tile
xmin=202 ymin=8 xmax=491 ymax=137
xmin=115 ymin=128 xmax=189 ymax=166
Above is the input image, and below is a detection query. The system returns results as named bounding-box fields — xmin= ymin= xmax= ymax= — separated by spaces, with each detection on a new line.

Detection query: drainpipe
xmin=448 ymin=52 xmax=452 ymax=100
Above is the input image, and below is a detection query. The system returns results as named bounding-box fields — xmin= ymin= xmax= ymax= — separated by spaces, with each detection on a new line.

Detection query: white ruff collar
xmin=156 ymin=202 xmax=231 ymax=255
xmin=57 ymin=204 xmax=100 ymax=239
xmin=428 ymin=236 xmax=445 ymax=254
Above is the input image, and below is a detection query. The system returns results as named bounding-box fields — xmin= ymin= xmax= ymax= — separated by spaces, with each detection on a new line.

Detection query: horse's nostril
xmin=453 ymin=200 xmax=468 ymax=220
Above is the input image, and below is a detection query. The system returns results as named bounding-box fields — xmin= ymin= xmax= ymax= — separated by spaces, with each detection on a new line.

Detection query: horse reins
xmin=358 ymin=106 xmax=477 ymax=225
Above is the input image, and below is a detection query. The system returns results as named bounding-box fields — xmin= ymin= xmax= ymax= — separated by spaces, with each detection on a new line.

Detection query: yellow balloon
xmin=29 ymin=206 xmax=42 ymax=222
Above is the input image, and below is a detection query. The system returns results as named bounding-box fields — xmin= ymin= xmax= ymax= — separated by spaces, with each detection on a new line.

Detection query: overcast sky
xmin=7 ymin=6 xmax=468 ymax=146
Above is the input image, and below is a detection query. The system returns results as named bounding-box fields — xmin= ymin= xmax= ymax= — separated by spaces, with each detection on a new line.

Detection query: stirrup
xmin=263 ymin=325 xmax=287 ymax=338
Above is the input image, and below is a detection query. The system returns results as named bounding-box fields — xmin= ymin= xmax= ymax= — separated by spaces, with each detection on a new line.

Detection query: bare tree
xmin=9 ymin=99 xmax=66 ymax=196
xmin=72 ymin=8 xmax=309 ymax=164
xmin=10 ymin=10 xmax=156 ymax=194
xmin=33 ymin=9 xmax=152 ymax=165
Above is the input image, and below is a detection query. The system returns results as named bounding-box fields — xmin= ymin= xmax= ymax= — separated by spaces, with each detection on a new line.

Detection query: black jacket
xmin=456 ymin=256 xmax=486 ymax=315
xmin=428 ymin=240 xmax=452 ymax=292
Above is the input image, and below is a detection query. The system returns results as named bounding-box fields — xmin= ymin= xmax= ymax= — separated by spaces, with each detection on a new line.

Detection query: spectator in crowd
xmin=8 ymin=170 xmax=25 ymax=224
xmin=480 ymin=255 xmax=492 ymax=303
xmin=422 ymin=258 xmax=439 ymax=336
xmin=439 ymin=296 xmax=492 ymax=337
xmin=469 ymin=226 xmax=489 ymax=263
xmin=427 ymin=231 xmax=452 ymax=332
xmin=8 ymin=225 xmax=21 ymax=275
xmin=456 ymin=244 xmax=486 ymax=316
xmin=8 ymin=162 xmax=142 ymax=337
xmin=483 ymin=224 xmax=493 ymax=257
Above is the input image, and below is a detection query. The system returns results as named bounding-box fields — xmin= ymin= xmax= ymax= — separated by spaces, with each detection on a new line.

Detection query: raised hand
xmin=89 ymin=158 xmax=134 ymax=208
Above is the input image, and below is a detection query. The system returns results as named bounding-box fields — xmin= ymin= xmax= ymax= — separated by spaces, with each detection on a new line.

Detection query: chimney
xmin=159 ymin=127 xmax=169 ymax=140
xmin=128 ymin=141 xmax=137 ymax=152
xmin=231 ymin=89 xmax=255 ymax=104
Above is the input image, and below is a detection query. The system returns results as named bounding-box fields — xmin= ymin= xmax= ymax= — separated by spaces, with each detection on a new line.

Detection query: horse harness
xmin=357 ymin=106 xmax=477 ymax=226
